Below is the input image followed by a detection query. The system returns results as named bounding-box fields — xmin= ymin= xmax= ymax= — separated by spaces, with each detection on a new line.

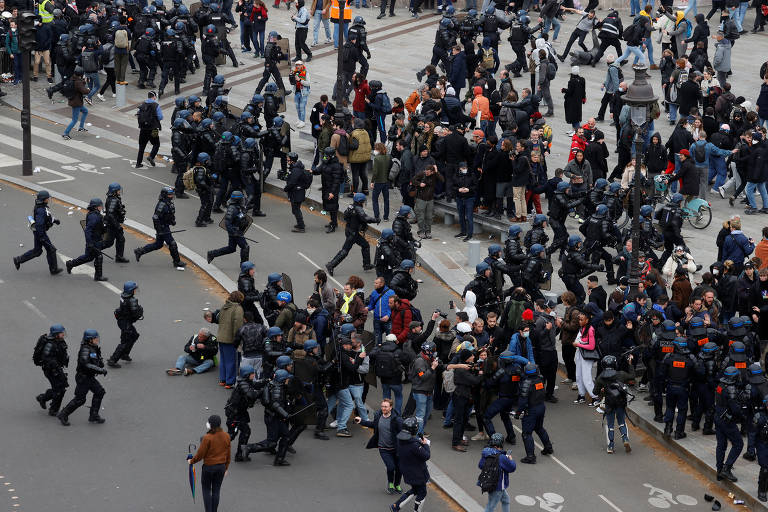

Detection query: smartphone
xmin=449 ymin=300 xmax=455 ymax=309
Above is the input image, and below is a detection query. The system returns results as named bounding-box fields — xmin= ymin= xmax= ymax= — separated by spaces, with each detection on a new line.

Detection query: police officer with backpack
xmin=484 ymin=351 xmax=530 ymax=446
xmin=192 ymin=153 xmax=216 ymax=227
xmin=255 ymin=31 xmax=288 ymax=94
xmin=57 ymin=330 xmax=108 ymax=426
xmin=158 ymin=27 xmax=184 ymax=98
xmin=283 ymin=153 xmax=312 ymax=233
xmin=136 ymin=91 xmax=162 ymax=168
xmin=752 ymin=395 xmax=768 ymax=502
xmin=594 ymin=354 xmax=635 ymax=453
xmin=200 ymin=24 xmax=220 ymax=95
xmin=207 ymin=190 xmax=251 ymax=263
xmin=226 ymin=364 xmax=264 ymax=461
xmin=66 ymin=198 xmax=108 ymax=281
xmin=325 ymin=193 xmax=377 ymax=276
xmin=390 ymin=417 xmax=431 ymax=512
xmin=515 ymin=363 xmax=553 ymax=464
xmin=13 ymin=190 xmax=63 ymax=275
xmin=35 ymin=324 xmax=69 ymax=417
xmin=103 ymin=183 xmax=129 ymax=263
xmin=107 ymin=281 xmax=144 ymax=368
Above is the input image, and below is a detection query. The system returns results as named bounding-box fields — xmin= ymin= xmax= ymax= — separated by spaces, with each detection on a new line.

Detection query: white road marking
xmin=253 ymin=223 xmax=280 ymax=240
xmin=0 ymin=140 xmax=79 ymax=164
xmin=130 ymin=172 xmax=199 ymax=199
xmin=0 ymin=117 xmax=122 ymax=159
xmin=0 ymin=152 xmax=22 ymax=168
xmin=297 ymin=251 xmax=342 ymax=287
xmin=512 ymin=425 xmax=576 ymax=475
xmin=57 ymin=253 xmax=123 ymax=295
xmin=23 ymin=300 xmax=47 ymax=319
xmin=445 ymin=252 xmax=472 ymax=276
xmin=37 ymin=167 xmax=76 ymax=184
xmin=598 ymin=494 xmax=624 ymax=512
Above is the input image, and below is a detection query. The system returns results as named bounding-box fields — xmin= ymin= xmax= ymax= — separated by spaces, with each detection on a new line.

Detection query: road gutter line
xmin=23 ymin=300 xmax=48 ymax=320
xmin=297 ymin=251 xmax=343 ymax=287
xmin=598 ymin=494 xmax=624 ymax=512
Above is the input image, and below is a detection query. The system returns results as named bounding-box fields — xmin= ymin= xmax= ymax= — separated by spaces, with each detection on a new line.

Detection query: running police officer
xmin=134 ymin=187 xmax=186 ymax=268
xmin=107 ymin=281 xmax=144 ymax=368
xmin=207 ymin=190 xmax=251 ymax=264
xmin=227 ymin=364 xmax=264 ymax=461
xmin=66 ymin=198 xmax=108 ymax=281
xmin=515 ymin=362 xmax=553 ymax=463
xmin=103 ymin=183 xmax=129 ymax=263
xmin=292 ymin=338 xmax=334 ymax=440
xmin=57 ymin=330 xmax=108 ymax=426
xmin=14 ymin=190 xmax=62 ymax=275
xmin=193 ymin=153 xmax=216 ymax=227
xmin=34 ymin=324 xmax=69 ymax=417
xmin=715 ymin=366 xmax=745 ymax=482
xmin=325 ymin=193 xmax=376 ymax=276
xmin=256 ymin=31 xmax=287 ymax=93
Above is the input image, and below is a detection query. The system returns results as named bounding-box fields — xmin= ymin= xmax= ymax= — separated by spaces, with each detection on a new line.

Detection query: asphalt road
xmin=0 ymin=113 xmax=743 ymax=511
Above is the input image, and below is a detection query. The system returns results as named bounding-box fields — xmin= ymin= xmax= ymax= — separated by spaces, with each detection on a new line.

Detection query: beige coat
xmin=348 ymin=128 xmax=372 ymax=164
xmin=310 ymin=0 xmax=331 ymax=19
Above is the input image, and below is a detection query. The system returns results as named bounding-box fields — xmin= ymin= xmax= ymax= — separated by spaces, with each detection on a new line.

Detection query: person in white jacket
xmin=456 ymin=290 xmax=478 ymax=323
xmin=662 ymin=245 xmax=699 ymax=287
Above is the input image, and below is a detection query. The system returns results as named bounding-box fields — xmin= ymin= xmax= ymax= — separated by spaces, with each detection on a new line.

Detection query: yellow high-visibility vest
xmin=330 ymin=0 xmax=352 ymax=22
xmin=39 ymin=0 xmax=54 ymax=23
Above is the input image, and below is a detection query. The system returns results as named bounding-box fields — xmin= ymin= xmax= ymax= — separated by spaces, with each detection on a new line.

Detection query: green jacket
xmin=371 ymin=154 xmax=391 ymax=184
xmin=5 ymin=30 xmax=20 ymax=54
xmin=216 ymin=300 xmax=244 ymax=344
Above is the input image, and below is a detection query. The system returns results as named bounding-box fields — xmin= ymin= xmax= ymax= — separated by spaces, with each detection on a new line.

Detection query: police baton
xmin=170 ymin=229 xmax=187 ymax=234
xmin=243 ymin=236 xmax=259 ymax=244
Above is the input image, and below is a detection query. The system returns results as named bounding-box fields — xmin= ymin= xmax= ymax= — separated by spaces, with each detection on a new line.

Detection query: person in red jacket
xmin=390 ymin=296 xmax=413 ymax=345
xmin=352 ymin=73 xmax=370 ymax=120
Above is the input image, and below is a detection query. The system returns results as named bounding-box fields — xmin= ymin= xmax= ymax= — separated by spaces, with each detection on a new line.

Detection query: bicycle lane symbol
xmin=644 ymin=483 xmax=698 ymax=509
xmin=514 ymin=492 xmax=565 ymax=512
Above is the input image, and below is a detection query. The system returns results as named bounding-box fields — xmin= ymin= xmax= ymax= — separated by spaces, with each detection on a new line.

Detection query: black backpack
xmin=60 ymin=77 xmax=76 ymax=100
xmin=374 ymin=350 xmax=400 ymax=378
xmin=622 ymin=24 xmax=636 ymax=42
xmin=33 ymin=335 xmax=48 ymax=366
xmin=477 ymin=453 xmax=501 ymax=493
xmin=605 ymin=381 xmax=628 ymax=409
xmin=694 ymin=142 xmax=706 ymax=164
xmin=81 ymin=50 xmax=99 ymax=73
xmin=337 ymin=134 xmax=350 ymax=156
xmin=299 ymin=169 xmax=313 ymax=189
xmin=137 ymin=102 xmax=157 ymax=129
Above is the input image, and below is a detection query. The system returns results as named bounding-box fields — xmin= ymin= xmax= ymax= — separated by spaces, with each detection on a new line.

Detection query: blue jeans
xmin=683 ymin=0 xmax=697 ymax=17
xmin=296 ymin=86 xmax=310 ymax=121
xmin=86 ymin=72 xmax=100 ymax=99
xmin=443 ymin=398 xmax=454 ymax=426
xmin=413 ymin=392 xmax=433 ymax=435
xmin=372 ymin=182 xmax=389 ymax=220
xmin=669 ymin=103 xmax=679 ymax=122
xmin=313 ymin=11 xmax=331 ymax=43
xmin=736 ymin=1 xmax=749 ymax=31
xmin=709 ymin=158 xmax=727 ymax=189
xmin=349 ymin=383 xmax=368 ymax=419
xmin=240 ymin=20 xmax=253 ymax=48
xmin=328 ymin=387 xmax=354 ymax=430
xmin=382 ymin=383 xmax=403 ymax=415
xmin=616 ymin=45 xmax=647 ymax=66
xmin=630 ymin=0 xmax=640 ymax=15
xmin=543 ymin=17 xmax=561 ymax=40
xmin=218 ymin=343 xmax=238 ymax=385
xmin=11 ymin=53 xmax=22 ymax=82
xmin=760 ymin=118 xmax=768 ymax=130
xmin=333 ymin=22 xmax=349 ymax=48
xmin=65 ymin=106 xmax=88 ymax=135
xmin=253 ymin=28 xmax=265 ymax=55
xmin=605 ymin=407 xmax=629 ymax=445
xmin=373 ymin=318 xmax=391 ymax=345
xmin=645 ymin=38 xmax=654 ymax=65
xmin=746 ymin=181 xmax=768 ymax=209
xmin=175 ymin=354 xmax=215 ymax=374
xmin=456 ymin=196 xmax=475 ymax=236
xmin=485 ymin=489 xmax=511 ymax=512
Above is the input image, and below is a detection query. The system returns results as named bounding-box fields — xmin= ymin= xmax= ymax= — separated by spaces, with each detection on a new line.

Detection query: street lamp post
xmin=621 ymin=65 xmax=657 ymax=294
xmin=19 ymin=11 xmax=38 ymax=177
xmin=335 ymin=0 xmax=346 ymax=110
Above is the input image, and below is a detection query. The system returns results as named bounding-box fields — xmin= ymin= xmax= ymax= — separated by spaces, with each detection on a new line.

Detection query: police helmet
xmin=640 ymin=204 xmax=653 ymax=217
xmin=524 ymin=362 xmax=538 ymax=375
xmin=277 ymin=291 xmax=292 ymax=303
xmin=175 ymin=21 xmax=185 ymax=31
xmin=200 ymin=118 xmax=213 ymax=129
xmin=401 ymin=259 xmax=415 ymax=270
xmin=722 ymin=366 xmax=739 ymax=384
xmin=50 ymin=324 xmax=66 ymax=336
xmin=88 ymin=198 xmax=103 ymax=209
xmin=210 ymin=2 xmax=219 ymax=10
xmin=489 ymin=432 xmax=504 ymax=447
xmin=659 ymin=319 xmax=676 ymax=340
xmin=37 ymin=190 xmax=50 ymax=201
xmin=239 ymin=364 xmax=255 ymax=378
xmin=602 ymin=355 xmax=618 ymax=369
xmin=381 ymin=228 xmax=394 ymax=240
xmin=700 ymin=342 xmax=718 ymax=357
xmin=476 ymin=262 xmax=491 ymax=275
xmin=211 ymin=112 xmax=225 ymax=122
xmin=59 ymin=34 xmax=69 ymax=43
xmin=243 ymin=137 xmax=257 ymax=149
xmin=240 ymin=111 xmax=254 ymax=121
xmin=142 ymin=6 xmax=151 ymax=13
xmin=323 ymin=146 xmax=336 ymax=159
xmin=595 ymin=204 xmax=609 ymax=217
xmin=179 ymin=5 xmax=189 ymax=14
xmin=340 ymin=323 xmax=356 ymax=336
xmin=240 ymin=261 xmax=255 ymax=273
xmin=213 ymin=74 xmax=225 ymax=85
xmin=221 ymin=131 xmax=233 ymax=142
xmin=110 ymin=20 xmax=120 ymax=29
xmin=485 ymin=5 xmax=495 ymax=14
xmin=166 ymin=28 xmax=175 ymax=36
xmin=251 ymin=94 xmax=265 ymax=104
xmin=267 ymin=326 xmax=283 ymax=338
xmin=229 ymin=190 xmax=244 ymax=202
xmin=304 ymin=339 xmax=319 ymax=352
xmin=123 ymin=281 xmax=138 ymax=293
xmin=272 ymin=116 xmax=284 ymax=127
xmin=231 ymin=135 xmax=241 ymax=146
xmin=353 ymin=15 xmax=365 ymax=24
xmin=213 ymin=95 xmax=227 ymax=107
xmin=688 ymin=317 xmax=707 ymax=336
xmin=608 ymin=182 xmax=621 ymax=193
xmin=274 ymin=369 xmax=291 ymax=383
xmin=269 ymin=30 xmax=279 ymax=39
xmin=83 ymin=329 xmax=99 ymax=341
xmin=567 ymin=234 xmax=582 ymax=248
xmin=402 ymin=417 xmax=419 ymax=435
xmin=488 ymin=244 xmax=502 ymax=256
xmin=445 ymin=5 xmax=455 ymax=14
xmin=673 ymin=336 xmax=689 ymax=353
xmin=530 ymin=244 xmax=545 ymax=256
xmin=145 ymin=27 xmax=155 ymax=37
xmin=533 ymin=214 xmax=547 ymax=226
xmin=594 ymin=178 xmax=608 ymax=189
xmin=174 ymin=97 xmax=186 ymax=108
xmin=749 ymin=362 xmax=764 ymax=376
xmin=670 ymin=193 xmax=684 ymax=205
xmin=108 ymin=183 xmax=122 ymax=194
xmin=197 ymin=152 xmax=211 ymax=164
xmin=731 ymin=341 xmax=746 ymax=354
xmin=276 ymin=355 xmax=292 ymax=370
xmin=440 ymin=17 xmax=452 ymax=28
xmin=205 ymin=24 xmax=216 ymax=34
xmin=519 ymin=14 xmax=529 ymax=23
xmin=421 ymin=341 xmax=436 ymax=357
xmin=398 ymin=205 xmax=412 ymax=216
xmin=172 ymin=117 xmax=189 ymax=129
xmin=727 ymin=317 xmax=747 ymax=337
xmin=468 ymin=8 xmax=477 ymax=15
xmin=287 ymin=151 xmax=299 ymax=161
xmin=265 ymin=82 xmax=278 ymax=93
xmin=160 ymin=186 xmax=175 ymax=199
xmin=268 ymin=272 xmax=282 ymax=284
xmin=556 ymin=181 xmax=570 ymax=192
xmin=508 ymin=225 xmax=522 ymax=238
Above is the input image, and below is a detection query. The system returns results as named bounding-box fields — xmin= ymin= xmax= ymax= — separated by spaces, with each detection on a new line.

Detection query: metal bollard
xmin=468 ymin=240 xmax=482 ymax=268
xmin=115 ymin=83 xmax=127 ymax=108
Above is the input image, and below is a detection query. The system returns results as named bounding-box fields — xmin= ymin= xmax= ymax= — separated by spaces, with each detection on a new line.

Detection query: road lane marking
xmin=130 ymin=171 xmax=199 ymax=199
xmin=512 ymin=425 xmax=576 ymax=475
xmin=253 ymin=223 xmax=280 ymax=240
xmin=57 ymin=253 xmax=123 ymax=295
xmin=297 ymin=251 xmax=342 ymax=288
xmin=0 ymin=117 xmax=121 ymax=159
xmin=37 ymin=167 xmax=76 ymax=184
xmin=598 ymin=494 xmax=624 ymax=512
xmin=23 ymin=300 xmax=47 ymax=319
xmin=0 ymin=152 xmax=22 ymax=168
xmin=0 ymin=140 xmax=79 ymax=165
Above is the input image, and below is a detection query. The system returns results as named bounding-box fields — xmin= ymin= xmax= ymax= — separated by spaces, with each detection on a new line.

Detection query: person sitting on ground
xmin=167 ymin=327 xmax=219 ymax=376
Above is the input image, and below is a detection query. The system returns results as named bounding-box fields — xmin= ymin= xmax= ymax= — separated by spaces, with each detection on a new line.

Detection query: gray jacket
xmin=712 ymin=39 xmax=731 ymax=72
xmin=533 ymin=311 xmax=557 ymax=353
xmin=603 ymin=64 xmax=620 ymax=94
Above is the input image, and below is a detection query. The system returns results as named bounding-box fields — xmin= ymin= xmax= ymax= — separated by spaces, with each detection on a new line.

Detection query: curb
xmin=0 ymin=171 xmax=484 ymax=512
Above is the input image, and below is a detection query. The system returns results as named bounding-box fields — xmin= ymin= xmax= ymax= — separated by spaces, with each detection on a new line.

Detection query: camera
xmin=434 ymin=309 xmax=447 ymax=319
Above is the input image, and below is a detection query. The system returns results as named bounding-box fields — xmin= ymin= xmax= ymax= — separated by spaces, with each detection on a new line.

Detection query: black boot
xmin=314 ymin=428 xmax=329 ymax=440
xmin=36 ymin=394 xmax=48 ymax=409
xmin=743 ymin=451 xmax=757 ymax=461
xmin=134 ymin=248 xmax=143 ymax=262
xmin=107 ymin=358 xmax=122 ymax=368
xmin=235 ymin=444 xmax=251 ymax=461
xmin=758 ymin=468 xmax=768 ymax=502
xmin=673 ymin=430 xmax=686 ymax=440
xmin=653 ymin=402 xmax=664 ymax=423
xmin=115 ymin=255 xmax=129 ymax=263
xmin=88 ymin=414 xmax=106 ymax=424
xmin=94 ymin=260 xmax=108 ymax=282
xmin=273 ymin=438 xmax=291 ymax=466
xmin=663 ymin=422 xmax=672 ymax=438
xmin=169 ymin=242 xmax=186 ymax=267
xmin=718 ymin=464 xmax=738 ymax=482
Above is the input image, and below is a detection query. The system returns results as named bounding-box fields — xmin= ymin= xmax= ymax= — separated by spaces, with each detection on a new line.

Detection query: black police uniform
xmin=523 ymin=224 xmax=549 ymax=252
xmin=134 ymin=191 xmax=185 ymax=267
xmin=250 ymin=376 xmax=306 ymax=465
xmin=36 ymin=334 xmax=69 ymax=415
xmin=715 ymin=375 xmax=745 ymax=480
xmin=658 ymin=346 xmax=697 ymax=438
xmin=255 ymin=39 xmax=286 ymax=93
xmin=208 ymin=196 xmax=250 ymax=263
xmin=516 ymin=370 xmax=553 ymax=462
xmin=521 ymin=254 xmax=548 ymax=302
xmin=347 ymin=22 xmax=371 ymax=76
xmin=201 ymin=31 xmax=220 ymax=94
xmin=14 ymin=195 xmax=61 ymax=274
xmin=212 ymin=139 xmax=239 ymax=210
xmin=226 ymin=375 xmax=264 ymax=460
xmin=238 ymin=273 xmax=266 ymax=325
xmin=548 ymin=189 xmax=582 ymax=258
xmin=392 ymin=214 xmax=417 ymax=262
xmin=560 ymin=245 xmax=600 ymax=303
xmin=57 ymin=339 xmax=107 ymax=425
xmin=158 ymin=33 xmax=184 ymax=96
xmin=690 ymin=348 xmax=718 ymax=434
xmin=67 ymin=205 xmax=107 ymax=280
xmin=656 ymin=202 xmax=684 ymax=267
xmin=464 ymin=272 xmax=497 ymax=318
xmin=108 ymin=291 xmax=144 ymax=366
xmin=326 ymin=201 xmax=376 ymax=274
xmin=134 ymin=33 xmax=159 ymax=88
xmin=390 ymin=268 xmax=418 ymax=302
xmin=649 ymin=326 xmax=675 ymax=421
xmin=313 ymin=151 xmax=345 ymax=231
xmin=292 ymin=349 xmax=333 ymax=438
xmin=484 ymin=359 xmax=524 ymax=444
xmin=103 ymin=190 xmax=128 ymax=262
xmin=171 ymin=122 xmax=193 ymax=196
xmin=580 ymin=211 xmax=618 ymax=282
xmin=374 ymin=238 xmax=400 ymax=284
xmin=752 ymin=407 xmax=768 ymax=500
xmin=193 ymin=163 xmax=216 ymax=226
xmin=745 ymin=366 xmax=768 ymax=460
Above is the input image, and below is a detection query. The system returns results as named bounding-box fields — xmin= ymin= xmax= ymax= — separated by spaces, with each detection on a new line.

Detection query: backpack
xmin=400 ymin=303 xmax=423 ymax=324
xmin=693 ymin=142 xmax=706 ymax=164
xmin=182 ymin=168 xmax=196 ymax=191
xmin=137 ymin=102 xmax=157 ymax=129
xmin=477 ymin=453 xmax=501 ymax=493
xmin=81 ymin=50 xmax=99 ymax=73
xmin=374 ymin=350 xmax=400 ymax=378
xmin=300 ymin=169 xmax=313 ymax=189
xmin=682 ymin=18 xmax=692 ymax=39
xmin=60 ymin=77 xmax=76 ymax=99
xmin=442 ymin=368 xmax=456 ymax=393
xmin=379 ymin=92 xmax=392 ymax=115
xmin=546 ymin=61 xmax=557 ymax=81
xmin=337 ymin=134 xmax=350 ymax=156
xmin=349 ymin=135 xmax=360 ymax=151
xmin=33 ymin=335 xmax=48 ymax=366
xmin=114 ymin=28 xmax=129 ymax=49
xmin=670 ymin=69 xmax=688 ymax=103
xmin=622 ymin=24 xmax=636 ymax=42
xmin=605 ymin=381 xmax=628 ymax=409
xmin=388 ymin=157 xmax=401 ymax=182
xmin=498 ymin=106 xmax=514 ymax=130
xmin=481 ymin=48 xmax=495 ymax=70
xmin=613 ymin=64 xmax=624 ymax=82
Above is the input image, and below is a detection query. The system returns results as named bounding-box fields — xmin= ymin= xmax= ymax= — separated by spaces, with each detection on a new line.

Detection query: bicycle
xmin=615 ymin=175 xmax=711 ymax=230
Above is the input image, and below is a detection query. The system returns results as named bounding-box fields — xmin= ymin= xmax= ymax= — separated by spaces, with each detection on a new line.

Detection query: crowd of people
xmin=12 ymin=0 xmax=768 ymax=509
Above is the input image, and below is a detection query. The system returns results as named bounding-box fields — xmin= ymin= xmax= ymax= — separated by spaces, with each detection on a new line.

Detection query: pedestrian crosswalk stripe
xmin=0 ymin=152 xmax=21 ymax=168
xmin=0 ymin=117 xmax=122 ymax=160
xmin=0 ymin=139 xmax=79 ymax=164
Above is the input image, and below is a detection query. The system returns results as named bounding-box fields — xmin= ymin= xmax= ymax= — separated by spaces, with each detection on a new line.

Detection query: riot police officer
xmin=292 ymin=339 xmax=334 ymax=440
xmin=206 ymin=74 xmax=229 ymax=111
xmin=484 ymin=350 xmax=529 ymax=445
xmin=238 ymin=261 xmax=264 ymax=324
xmin=484 ymin=244 xmax=518 ymax=298
xmin=57 ymin=330 xmax=108 ymax=426
xmin=523 ymin=214 xmax=549 ymax=252
xmin=390 ymin=260 xmax=418 ymax=301
xmin=417 ymin=18 xmax=455 ymax=81
xmin=753 ymin=395 xmax=768 ymax=501
xmin=464 ymin=262 xmax=498 ymax=317
xmin=659 ymin=337 xmax=698 ymax=439
xmin=227 ymin=364 xmax=264 ymax=461
xmin=255 ymin=368 xmax=305 ymax=466
xmin=256 ymin=31 xmax=287 ymax=93
xmin=158 ymin=28 xmax=184 ymax=97
xmin=649 ymin=319 xmax=676 ymax=422
xmin=200 ymin=24 xmax=220 ymax=95
xmin=594 ymin=354 xmax=634 ymax=453
xmin=35 ymin=324 xmax=69 ymax=416
xmin=241 ymin=138 xmax=264 ymax=219
xmin=637 ymin=204 xmax=662 ymax=266
xmin=515 ymin=363 xmax=553 ymax=463
xmin=521 ymin=244 xmax=549 ymax=302
xmin=263 ymin=275 xmax=286 ymax=326
xmin=374 ymin=229 xmax=400 ymax=284
xmin=103 ymin=183 xmax=129 ymax=263
xmin=580 ymin=204 xmax=618 ymax=284
xmin=715 ymin=366 xmax=745 ymax=482
xmin=560 ymin=235 xmax=601 ymax=303
xmin=107 ymin=281 xmax=144 ymax=368
xmin=347 ymin=16 xmax=371 ymax=76
xmin=744 ymin=363 xmax=768 ymax=461
xmin=134 ymin=187 xmax=186 ymax=268
xmin=66 ymin=198 xmax=108 ymax=281
xmin=135 ymin=27 xmax=159 ymax=89
xmin=656 ymin=193 xmax=685 ymax=267
xmin=326 ymin=193 xmax=376 ymax=276
xmin=504 ymin=225 xmax=527 ymax=282
xmin=14 ymin=190 xmax=62 ymax=275
xmin=691 ymin=342 xmax=719 ymax=435
xmin=171 ymin=117 xmax=194 ymax=197
xmin=207 ymin=190 xmax=250 ymax=264
xmin=548 ymin=181 xmax=583 ymax=259
xmin=192 ymin=153 xmax=216 ymax=227
xmin=314 ymin=147 xmax=344 ymax=233
xmin=392 ymin=205 xmax=417 ymax=262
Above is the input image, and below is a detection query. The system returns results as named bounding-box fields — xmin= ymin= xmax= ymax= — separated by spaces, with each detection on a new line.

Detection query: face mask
xmin=460 ymin=168 xmax=467 ymax=174
xmin=306 ymin=308 xmax=316 ymax=315
xmin=373 ymin=150 xmax=380 ymax=156
xmin=205 ymin=421 xmax=211 ymax=430
xmin=713 ymin=269 xmax=719 ymax=275
xmin=521 ymin=331 xmax=530 ymax=338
